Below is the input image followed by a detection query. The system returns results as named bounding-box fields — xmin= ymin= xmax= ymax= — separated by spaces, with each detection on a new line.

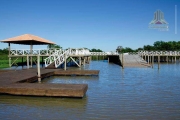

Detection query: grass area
xmin=0 ymin=54 xmax=46 ymax=69
xmin=0 ymin=55 xmax=9 ymax=69
xmin=0 ymin=64 xmax=9 ymax=69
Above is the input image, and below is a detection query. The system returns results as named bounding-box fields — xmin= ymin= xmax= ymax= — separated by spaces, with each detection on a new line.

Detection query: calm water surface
xmin=0 ymin=61 xmax=180 ymax=119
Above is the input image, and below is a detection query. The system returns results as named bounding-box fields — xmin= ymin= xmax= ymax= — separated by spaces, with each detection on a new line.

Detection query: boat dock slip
xmin=0 ymin=69 xmax=99 ymax=98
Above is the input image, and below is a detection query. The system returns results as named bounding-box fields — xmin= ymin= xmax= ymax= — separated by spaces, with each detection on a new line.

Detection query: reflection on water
xmin=1 ymin=61 xmax=180 ymax=119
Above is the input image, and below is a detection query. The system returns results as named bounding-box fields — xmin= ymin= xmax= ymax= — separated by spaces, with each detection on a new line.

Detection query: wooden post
xmin=30 ymin=56 xmax=33 ymax=68
xmin=8 ymin=43 xmax=10 ymax=55
xmin=166 ymin=56 xmax=168 ymax=63
xmin=108 ymin=57 xmax=109 ymax=63
xmin=158 ymin=55 xmax=160 ymax=69
xmin=9 ymin=57 xmax=11 ymax=67
xmin=30 ymin=42 xmax=33 ymax=68
xmin=175 ymin=56 xmax=176 ymax=63
xmin=22 ymin=57 xmax=23 ymax=68
xmin=83 ymin=57 xmax=85 ymax=65
xmin=8 ymin=43 xmax=11 ymax=67
xmin=27 ymin=56 xmax=29 ymax=69
xmin=79 ymin=57 xmax=81 ymax=66
xmin=148 ymin=55 xmax=149 ymax=64
xmin=37 ymin=55 xmax=41 ymax=82
xmin=64 ymin=54 xmax=67 ymax=70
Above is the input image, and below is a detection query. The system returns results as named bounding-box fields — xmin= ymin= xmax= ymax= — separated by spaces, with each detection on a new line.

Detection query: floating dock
xmin=0 ymin=69 xmax=99 ymax=98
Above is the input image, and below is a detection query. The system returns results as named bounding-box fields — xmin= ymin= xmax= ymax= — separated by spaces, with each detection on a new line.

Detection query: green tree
xmin=143 ymin=45 xmax=154 ymax=51
xmin=121 ymin=47 xmax=135 ymax=53
xmin=90 ymin=48 xmax=103 ymax=52
xmin=0 ymin=48 xmax=8 ymax=55
xmin=47 ymin=44 xmax=62 ymax=49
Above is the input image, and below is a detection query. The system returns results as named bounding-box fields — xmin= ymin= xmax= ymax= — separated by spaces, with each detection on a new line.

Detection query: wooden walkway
xmin=0 ymin=69 xmax=99 ymax=98
xmin=120 ymin=54 xmax=151 ymax=67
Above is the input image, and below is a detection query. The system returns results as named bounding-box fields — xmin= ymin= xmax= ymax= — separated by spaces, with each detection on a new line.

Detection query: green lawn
xmin=0 ymin=55 xmax=46 ymax=69
xmin=0 ymin=55 xmax=9 ymax=69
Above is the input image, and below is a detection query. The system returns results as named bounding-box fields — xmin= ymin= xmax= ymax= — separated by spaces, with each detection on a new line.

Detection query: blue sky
xmin=0 ymin=0 xmax=179 ymax=51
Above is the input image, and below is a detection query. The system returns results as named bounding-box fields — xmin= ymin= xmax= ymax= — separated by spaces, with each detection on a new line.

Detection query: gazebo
xmin=1 ymin=34 xmax=55 ymax=69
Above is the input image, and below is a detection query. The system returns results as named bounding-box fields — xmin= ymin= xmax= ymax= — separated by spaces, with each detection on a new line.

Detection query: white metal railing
xmin=90 ymin=51 xmax=119 ymax=56
xmin=10 ymin=48 xmax=119 ymax=56
xmin=9 ymin=48 xmax=92 ymax=56
xmin=44 ymin=48 xmax=91 ymax=68
xmin=10 ymin=48 xmax=119 ymax=68
xmin=138 ymin=51 xmax=180 ymax=56
xmin=9 ymin=49 xmax=63 ymax=56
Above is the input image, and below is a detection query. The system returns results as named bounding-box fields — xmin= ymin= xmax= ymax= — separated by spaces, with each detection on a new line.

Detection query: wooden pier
xmin=138 ymin=51 xmax=180 ymax=69
xmin=119 ymin=54 xmax=151 ymax=68
xmin=0 ymin=69 xmax=99 ymax=98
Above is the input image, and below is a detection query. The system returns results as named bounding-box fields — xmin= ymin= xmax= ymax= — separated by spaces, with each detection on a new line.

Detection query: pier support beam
xmin=166 ymin=56 xmax=168 ymax=63
xmin=152 ymin=55 xmax=154 ymax=68
xmin=9 ymin=57 xmax=11 ymax=67
xmin=83 ymin=57 xmax=85 ymax=66
xmin=30 ymin=42 xmax=33 ymax=68
xmin=158 ymin=55 xmax=160 ymax=69
xmin=37 ymin=55 xmax=41 ymax=82
xmin=8 ymin=43 xmax=11 ymax=68
xmin=22 ymin=57 xmax=23 ymax=68
xmin=27 ymin=56 xmax=29 ymax=69
xmin=64 ymin=54 xmax=67 ymax=70
xmin=30 ymin=56 xmax=33 ymax=68
xmin=79 ymin=57 xmax=81 ymax=66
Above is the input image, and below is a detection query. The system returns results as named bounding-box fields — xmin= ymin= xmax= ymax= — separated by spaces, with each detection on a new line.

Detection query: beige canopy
xmin=1 ymin=34 xmax=55 ymax=45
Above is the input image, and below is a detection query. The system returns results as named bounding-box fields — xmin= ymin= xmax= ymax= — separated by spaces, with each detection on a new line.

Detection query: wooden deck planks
xmin=0 ymin=69 xmax=98 ymax=98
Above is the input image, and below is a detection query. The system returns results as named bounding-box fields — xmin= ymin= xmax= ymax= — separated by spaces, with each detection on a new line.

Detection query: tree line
xmin=120 ymin=41 xmax=180 ymax=53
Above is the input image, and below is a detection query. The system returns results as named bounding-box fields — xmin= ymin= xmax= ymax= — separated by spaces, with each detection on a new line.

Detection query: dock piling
xmin=64 ymin=54 xmax=67 ymax=70
xmin=37 ymin=55 xmax=41 ymax=82
xmin=27 ymin=56 xmax=29 ymax=69
xmin=158 ymin=55 xmax=160 ymax=69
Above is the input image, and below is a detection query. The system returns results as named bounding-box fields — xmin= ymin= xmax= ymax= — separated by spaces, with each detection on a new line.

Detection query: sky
xmin=0 ymin=0 xmax=180 ymax=51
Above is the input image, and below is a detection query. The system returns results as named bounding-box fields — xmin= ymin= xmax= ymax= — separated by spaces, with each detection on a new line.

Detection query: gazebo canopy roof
xmin=1 ymin=34 xmax=55 ymax=45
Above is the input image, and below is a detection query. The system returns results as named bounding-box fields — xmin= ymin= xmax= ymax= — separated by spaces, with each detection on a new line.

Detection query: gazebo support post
xmin=27 ymin=55 xmax=29 ymax=69
xmin=8 ymin=43 xmax=11 ymax=67
xmin=30 ymin=42 xmax=33 ymax=68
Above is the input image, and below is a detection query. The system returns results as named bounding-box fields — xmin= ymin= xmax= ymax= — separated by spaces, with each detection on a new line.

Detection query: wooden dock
xmin=119 ymin=54 xmax=151 ymax=67
xmin=0 ymin=69 xmax=99 ymax=98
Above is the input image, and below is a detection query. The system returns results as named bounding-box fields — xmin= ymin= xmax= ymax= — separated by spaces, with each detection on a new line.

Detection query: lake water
xmin=0 ymin=61 xmax=180 ymax=119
